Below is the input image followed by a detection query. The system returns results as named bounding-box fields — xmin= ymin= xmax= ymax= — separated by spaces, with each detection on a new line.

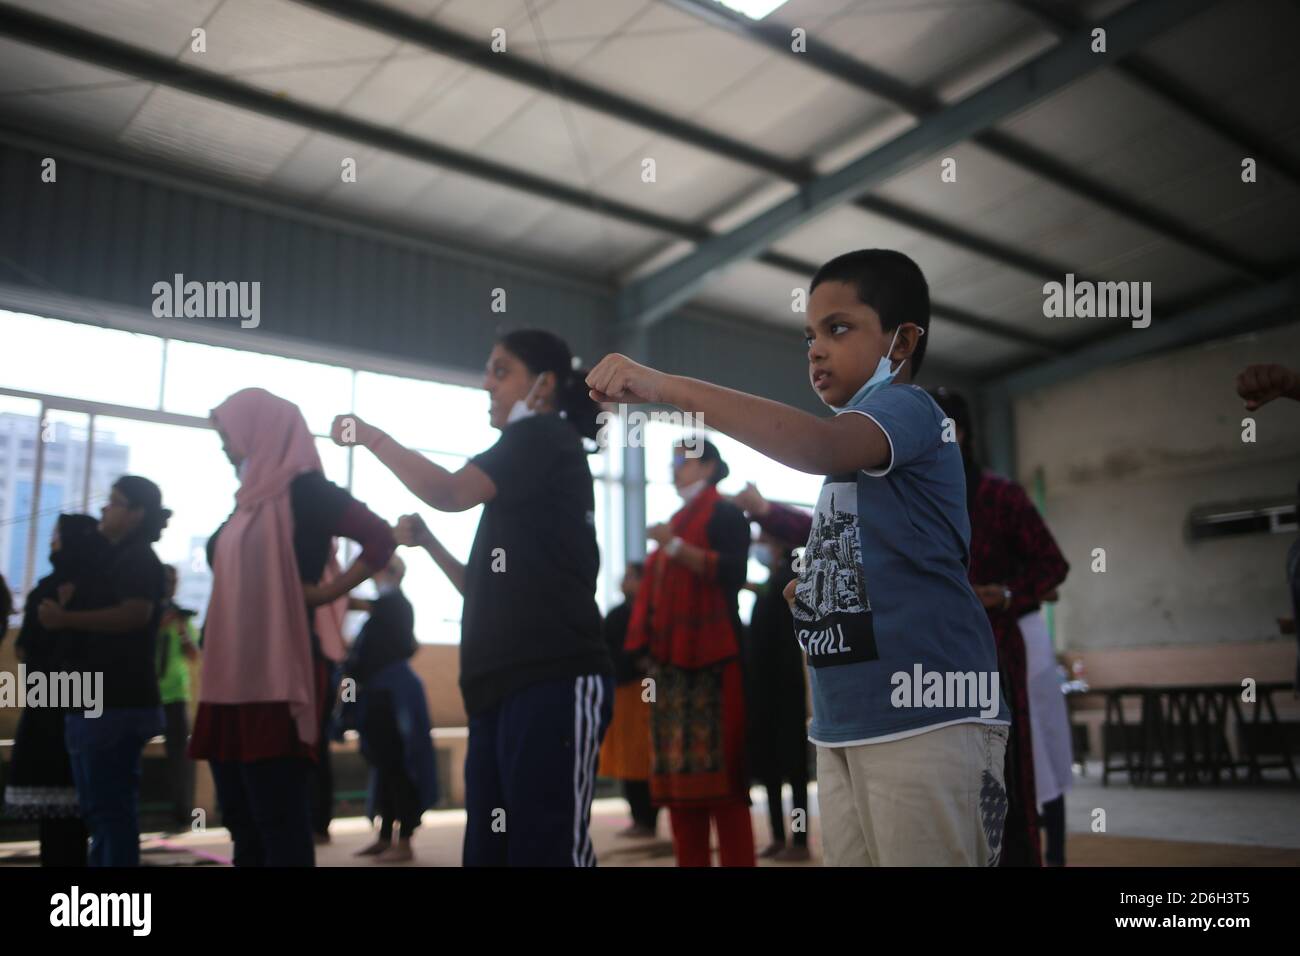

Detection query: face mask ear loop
xmin=890 ymin=325 xmax=925 ymax=376
xmin=885 ymin=327 xmax=904 ymax=376
xmin=523 ymin=372 xmax=544 ymax=412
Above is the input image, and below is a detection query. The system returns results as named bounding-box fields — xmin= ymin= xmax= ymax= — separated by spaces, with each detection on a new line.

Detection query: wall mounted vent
xmin=1188 ymin=499 xmax=1297 ymax=541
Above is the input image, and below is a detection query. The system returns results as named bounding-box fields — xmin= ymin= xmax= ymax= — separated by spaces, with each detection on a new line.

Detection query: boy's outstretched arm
xmin=587 ymin=353 xmax=891 ymax=476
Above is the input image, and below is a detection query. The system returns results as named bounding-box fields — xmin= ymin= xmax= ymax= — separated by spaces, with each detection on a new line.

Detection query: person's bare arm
xmin=587 ymin=355 xmax=890 ymax=475
xmin=331 ymin=414 xmax=496 ymax=512
xmin=304 ymin=560 xmax=374 ymax=608
xmin=421 ymin=534 xmax=467 ymax=597
xmin=181 ymin=621 xmax=201 ymax=660
xmin=646 ymin=523 xmax=712 ymax=577
xmin=396 ymin=514 xmax=467 ymax=596
xmin=670 ymin=541 xmax=712 ymax=577
xmin=726 ymin=482 xmax=771 ymax=518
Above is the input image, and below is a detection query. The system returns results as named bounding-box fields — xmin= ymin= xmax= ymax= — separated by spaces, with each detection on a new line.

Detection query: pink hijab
xmin=200 ymin=388 xmax=348 ymax=748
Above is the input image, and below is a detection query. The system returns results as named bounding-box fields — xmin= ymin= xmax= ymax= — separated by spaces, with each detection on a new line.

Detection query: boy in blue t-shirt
xmin=588 ymin=249 xmax=1010 ymax=865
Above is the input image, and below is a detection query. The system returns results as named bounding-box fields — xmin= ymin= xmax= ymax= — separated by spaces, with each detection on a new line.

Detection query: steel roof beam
xmin=619 ymin=0 xmax=1219 ymax=330
xmin=989 ymin=269 xmax=1300 ymax=397
xmin=291 ymin=0 xmax=1094 ymax=290
xmin=0 ymin=4 xmax=706 ymax=240
xmin=1009 ymin=0 xmax=1300 ymax=189
xmin=661 ymin=0 xmax=1270 ymax=281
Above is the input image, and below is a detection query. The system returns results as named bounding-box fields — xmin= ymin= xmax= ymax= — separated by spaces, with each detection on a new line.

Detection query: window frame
xmin=0 ymin=312 xmax=629 ymax=626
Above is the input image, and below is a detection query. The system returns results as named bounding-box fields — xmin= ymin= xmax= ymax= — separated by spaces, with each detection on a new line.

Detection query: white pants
xmin=1020 ymin=610 xmax=1074 ymax=807
xmin=816 ymin=723 xmax=1009 ymax=866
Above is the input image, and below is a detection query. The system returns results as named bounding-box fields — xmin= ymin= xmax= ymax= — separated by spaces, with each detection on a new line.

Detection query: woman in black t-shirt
xmin=332 ymin=329 xmax=613 ymax=867
xmin=39 ymin=476 xmax=169 ymax=867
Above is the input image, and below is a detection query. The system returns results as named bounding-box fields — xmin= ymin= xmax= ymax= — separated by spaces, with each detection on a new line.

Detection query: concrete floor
xmin=1066 ymin=762 xmax=1300 ymax=849
xmin=2 ymin=762 xmax=1296 ymax=866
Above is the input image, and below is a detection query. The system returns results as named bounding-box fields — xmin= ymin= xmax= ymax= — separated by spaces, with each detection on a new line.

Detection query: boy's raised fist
xmin=586 ymin=354 xmax=668 ymax=405
xmin=1236 ymin=363 xmax=1300 ymax=410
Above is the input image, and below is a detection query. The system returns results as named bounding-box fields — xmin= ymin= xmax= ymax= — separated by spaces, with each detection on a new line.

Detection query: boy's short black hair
xmin=810 ymin=249 xmax=931 ymax=376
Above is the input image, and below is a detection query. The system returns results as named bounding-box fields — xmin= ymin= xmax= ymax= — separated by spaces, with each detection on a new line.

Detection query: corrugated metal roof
xmin=0 ymin=0 xmax=1295 ymax=376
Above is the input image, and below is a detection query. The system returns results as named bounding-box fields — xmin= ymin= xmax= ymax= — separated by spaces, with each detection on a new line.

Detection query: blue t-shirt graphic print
xmin=792 ymin=382 xmax=1010 ymax=746
xmin=791 ymin=476 xmax=878 ymax=668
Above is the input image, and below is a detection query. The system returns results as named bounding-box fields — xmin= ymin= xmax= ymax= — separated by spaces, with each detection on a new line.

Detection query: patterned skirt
xmin=647 ymin=658 xmax=749 ymax=808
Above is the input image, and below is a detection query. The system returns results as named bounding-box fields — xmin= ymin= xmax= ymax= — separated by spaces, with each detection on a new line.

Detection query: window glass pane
xmin=644 ymin=419 xmax=819 ymax=509
xmin=598 ymin=478 xmax=624 ymax=615
xmin=738 ymin=586 xmax=757 ymax=625
xmin=603 ymin=441 xmax=623 ymax=480
xmin=0 ymin=310 xmax=164 ymax=408
xmin=353 ymin=371 xmax=494 ymax=459
xmin=0 ymin=312 xmax=630 ymax=642
xmin=23 ymin=410 xmax=94 ymax=591
xmin=708 ymin=432 xmax=820 ymax=507
xmin=350 ymin=450 xmax=481 ymax=644
xmin=162 ymin=340 xmax=352 ymax=435
xmin=315 ymin=438 xmax=350 ymax=488
xmin=646 ymin=482 xmax=682 ymax=527
xmin=644 ymin=419 xmax=678 ymax=487
xmin=91 ymin=417 xmax=237 ymax=627
xmin=0 ymin=398 xmax=47 ymax=608
xmin=592 ymin=477 xmax=624 ymax=615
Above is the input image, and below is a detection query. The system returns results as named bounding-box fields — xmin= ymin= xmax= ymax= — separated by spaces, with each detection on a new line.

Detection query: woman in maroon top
xmin=189 ymin=388 xmax=395 ymax=867
xmin=931 ymin=388 xmax=1069 ymax=867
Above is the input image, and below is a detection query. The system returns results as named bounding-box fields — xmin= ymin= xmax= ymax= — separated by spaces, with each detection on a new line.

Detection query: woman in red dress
xmin=628 ymin=439 xmax=755 ymax=866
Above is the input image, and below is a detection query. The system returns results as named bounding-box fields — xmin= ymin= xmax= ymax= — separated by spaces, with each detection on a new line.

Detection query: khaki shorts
xmin=816 ymin=722 xmax=1009 ymax=866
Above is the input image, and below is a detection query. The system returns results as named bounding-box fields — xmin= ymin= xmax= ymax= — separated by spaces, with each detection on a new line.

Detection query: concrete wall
xmin=1015 ymin=321 xmax=1300 ymax=652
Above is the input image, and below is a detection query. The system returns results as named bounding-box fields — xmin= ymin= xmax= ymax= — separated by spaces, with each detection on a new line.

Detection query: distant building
xmin=0 ymin=412 xmax=129 ymax=601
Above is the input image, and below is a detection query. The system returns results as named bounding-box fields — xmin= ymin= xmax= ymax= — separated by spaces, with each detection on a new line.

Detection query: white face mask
xmin=830 ymin=325 xmax=924 ymax=412
xmin=506 ymin=374 xmax=545 ymax=426
xmin=677 ymin=478 xmax=708 ymax=502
